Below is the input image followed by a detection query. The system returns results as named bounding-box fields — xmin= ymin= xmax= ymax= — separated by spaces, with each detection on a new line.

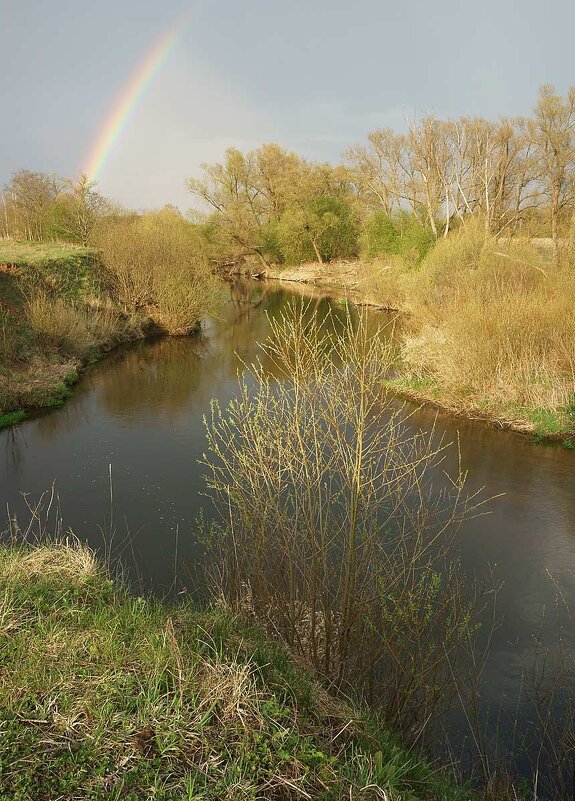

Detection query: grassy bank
xmin=0 ymin=224 xmax=222 ymax=426
xmin=392 ymin=228 xmax=575 ymax=445
xmin=0 ymin=541 xmax=469 ymax=801
xmin=0 ymin=240 xmax=149 ymax=425
xmin=254 ymin=233 xmax=575 ymax=444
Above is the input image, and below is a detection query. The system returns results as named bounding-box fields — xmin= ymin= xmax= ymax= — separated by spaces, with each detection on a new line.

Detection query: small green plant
xmin=529 ymin=407 xmax=565 ymax=440
xmin=0 ymin=410 xmax=26 ymax=430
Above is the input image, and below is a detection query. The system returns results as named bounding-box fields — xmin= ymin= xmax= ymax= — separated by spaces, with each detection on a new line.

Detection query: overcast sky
xmin=1 ymin=0 xmax=574 ymax=210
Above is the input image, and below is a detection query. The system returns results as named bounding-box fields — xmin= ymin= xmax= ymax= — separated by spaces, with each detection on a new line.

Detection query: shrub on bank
xmin=94 ymin=208 xmax=223 ymax=335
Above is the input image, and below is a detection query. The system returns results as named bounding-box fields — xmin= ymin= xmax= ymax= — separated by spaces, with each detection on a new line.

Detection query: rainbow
xmin=84 ymin=17 xmax=187 ymax=183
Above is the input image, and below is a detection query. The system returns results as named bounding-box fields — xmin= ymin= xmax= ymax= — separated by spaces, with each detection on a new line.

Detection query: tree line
xmin=190 ymin=84 xmax=575 ymax=266
xmin=2 ymin=85 xmax=574 ymax=264
xmin=1 ymin=172 xmax=109 ymax=246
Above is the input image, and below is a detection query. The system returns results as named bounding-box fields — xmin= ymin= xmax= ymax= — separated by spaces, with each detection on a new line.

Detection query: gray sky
xmin=1 ymin=0 xmax=574 ymax=210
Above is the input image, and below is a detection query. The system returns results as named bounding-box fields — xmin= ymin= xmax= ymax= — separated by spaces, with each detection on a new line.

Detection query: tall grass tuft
xmin=26 ymin=291 xmax=97 ymax=357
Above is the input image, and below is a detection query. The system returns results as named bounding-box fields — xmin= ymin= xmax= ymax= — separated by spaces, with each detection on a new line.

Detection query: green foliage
xmin=360 ymin=211 xmax=434 ymax=265
xmin=360 ymin=210 xmax=401 ymax=257
xmin=277 ymin=194 xmax=359 ymax=264
xmin=529 ymin=407 xmax=566 ymax=441
xmin=189 ymin=145 xmax=359 ymax=267
xmin=0 ymin=410 xmax=26 ymax=430
xmin=258 ymin=220 xmax=284 ymax=264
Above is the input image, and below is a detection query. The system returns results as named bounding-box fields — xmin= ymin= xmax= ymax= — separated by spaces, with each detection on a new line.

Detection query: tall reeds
xmin=393 ymin=223 xmax=575 ymax=432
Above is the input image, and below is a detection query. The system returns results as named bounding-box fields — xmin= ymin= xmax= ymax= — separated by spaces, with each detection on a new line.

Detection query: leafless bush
xmin=202 ymin=300 xmax=490 ymax=741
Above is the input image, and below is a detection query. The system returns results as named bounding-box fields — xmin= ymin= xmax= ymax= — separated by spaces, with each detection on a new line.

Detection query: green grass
xmin=0 ymin=410 xmax=26 ymax=430
xmin=0 ymin=240 xmax=97 ymax=267
xmin=382 ymin=375 xmax=442 ymax=400
xmin=528 ymin=407 xmax=566 ymax=439
xmin=0 ymin=240 xmax=105 ymax=302
xmin=0 ymin=542 xmax=471 ymax=801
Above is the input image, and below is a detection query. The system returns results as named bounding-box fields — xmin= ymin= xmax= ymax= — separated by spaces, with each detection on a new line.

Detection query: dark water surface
xmin=2 ymin=280 xmax=575 ymax=758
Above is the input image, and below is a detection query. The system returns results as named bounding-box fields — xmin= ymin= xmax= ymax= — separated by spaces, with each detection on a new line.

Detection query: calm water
xmin=1 ymin=279 xmax=575 ymax=764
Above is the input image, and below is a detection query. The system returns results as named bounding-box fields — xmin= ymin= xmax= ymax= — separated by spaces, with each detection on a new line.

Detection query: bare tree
xmin=59 ymin=174 xmax=108 ymax=245
xmin=530 ymin=85 xmax=575 ymax=260
xmin=3 ymin=170 xmax=61 ymax=240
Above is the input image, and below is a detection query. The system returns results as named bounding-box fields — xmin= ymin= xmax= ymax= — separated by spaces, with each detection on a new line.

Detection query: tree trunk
xmin=311 ymin=238 xmax=323 ymax=264
xmin=551 ymin=185 xmax=560 ymax=264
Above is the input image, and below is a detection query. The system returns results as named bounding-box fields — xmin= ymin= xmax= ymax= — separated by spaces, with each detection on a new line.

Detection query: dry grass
xmin=0 ymin=540 xmax=98 ymax=584
xmin=26 ymin=291 xmax=97 ymax=356
xmin=394 ymin=224 xmax=575 ymax=436
xmin=354 ymin=256 xmax=407 ymax=309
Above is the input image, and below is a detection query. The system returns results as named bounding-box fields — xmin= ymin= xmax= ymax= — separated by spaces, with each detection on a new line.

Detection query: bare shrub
xmin=203 ymin=300 xmax=489 ymax=741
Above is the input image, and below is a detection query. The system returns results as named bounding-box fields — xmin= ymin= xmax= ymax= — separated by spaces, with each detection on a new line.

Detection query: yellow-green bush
xmin=94 ymin=208 xmax=222 ymax=334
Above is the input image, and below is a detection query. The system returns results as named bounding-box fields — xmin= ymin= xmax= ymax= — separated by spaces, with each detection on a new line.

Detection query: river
xmin=1 ymin=279 xmax=574 ymax=782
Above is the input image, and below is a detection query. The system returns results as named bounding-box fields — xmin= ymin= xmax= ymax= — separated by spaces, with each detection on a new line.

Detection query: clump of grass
xmin=26 ymin=291 xmax=97 ymax=357
xmin=0 ymin=541 xmax=470 ymax=801
xmin=0 ymin=540 xmax=98 ymax=584
xmin=0 ymin=409 xmax=26 ymax=430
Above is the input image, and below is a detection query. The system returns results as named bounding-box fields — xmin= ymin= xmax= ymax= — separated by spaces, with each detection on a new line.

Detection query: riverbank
xmin=244 ymin=243 xmax=575 ymax=445
xmin=0 ymin=241 xmax=149 ymax=429
xmin=0 ymin=540 xmax=469 ymax=800
xmin=0 ymin=238 xmax=217 ymax=430
xmin=241 ymin=259 xmax=402 ymax=311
